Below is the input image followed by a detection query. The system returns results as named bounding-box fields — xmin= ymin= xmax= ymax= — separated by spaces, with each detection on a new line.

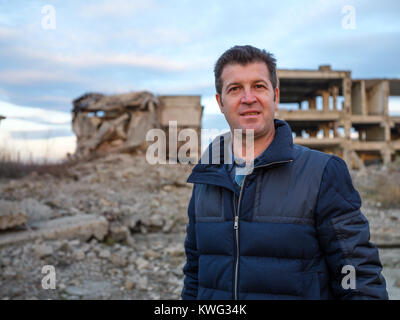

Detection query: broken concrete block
xmin=0 ymin=200 xmax=27 ymax=230
xmin=0 ymin=215 xmax=109 ymax=247
xmin=371 ymin=232 xmax=400 ymax=248
xmin=34 ymin=243 xmax=53 ymax=259
xmin=20 ymin=198 xmax=53 ymax=223
xmin=109 ymin=222 xmax=130 ymax=242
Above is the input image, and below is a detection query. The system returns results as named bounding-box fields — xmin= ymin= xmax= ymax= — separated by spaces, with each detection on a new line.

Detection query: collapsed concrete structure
xmin=72 ymin=91 xmax=203 ymax=159
xmin=276 ymin=65 xmax=400 ymax=168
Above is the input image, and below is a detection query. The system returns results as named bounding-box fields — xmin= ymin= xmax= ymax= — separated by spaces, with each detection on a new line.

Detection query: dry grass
xmin=0 ymin=149 xmax=78 ymax=179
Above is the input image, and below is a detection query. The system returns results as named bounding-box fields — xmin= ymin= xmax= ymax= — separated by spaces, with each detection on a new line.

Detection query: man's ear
xmin=274 ymin=87 xmax=280 ymax=111
xmin=216 ymin=93 xmax=224 ymax=113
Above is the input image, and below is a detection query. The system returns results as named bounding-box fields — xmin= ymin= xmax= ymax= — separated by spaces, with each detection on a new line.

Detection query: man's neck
xmin=232 ymin=125 xmax=276 ymax=163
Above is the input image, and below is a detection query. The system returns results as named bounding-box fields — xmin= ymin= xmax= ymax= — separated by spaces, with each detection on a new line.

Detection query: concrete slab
xmin=0 ymin=214 xmax=109 ymax=247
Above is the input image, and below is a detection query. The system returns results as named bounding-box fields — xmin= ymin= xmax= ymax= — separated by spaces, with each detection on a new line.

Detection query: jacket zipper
xmin=233 ymin=179 xmax=245 ymax=300
xmin=232 ymin=159 xmax=293 ymax=300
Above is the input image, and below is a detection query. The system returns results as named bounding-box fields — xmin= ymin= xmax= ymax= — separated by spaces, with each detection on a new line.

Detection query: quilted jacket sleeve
xmin=181 ymin=185 xmax=199 ymax=300
xmin=315 ymin=155 xmax=388 ymax=299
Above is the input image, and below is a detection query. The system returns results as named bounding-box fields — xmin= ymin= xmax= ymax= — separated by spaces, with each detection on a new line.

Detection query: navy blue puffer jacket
xmin=181 ymin=119 xmax=388 ymax=300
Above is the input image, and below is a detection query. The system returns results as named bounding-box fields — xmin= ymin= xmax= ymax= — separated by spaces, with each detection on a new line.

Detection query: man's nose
xmin=240 ymin=89 xmax=257 ymax=104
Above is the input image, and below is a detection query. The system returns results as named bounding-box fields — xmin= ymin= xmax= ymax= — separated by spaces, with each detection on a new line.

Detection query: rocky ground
xmin=0 ymin=233 xmax=187 ymax=300
xmin=0 ymin=152 xmax=399 ymax=299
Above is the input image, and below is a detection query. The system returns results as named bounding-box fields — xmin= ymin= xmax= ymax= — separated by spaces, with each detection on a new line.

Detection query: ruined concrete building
xmin=276 ymin=65 xmax=400 ymax=168
xmin=71 ymin=65 xmax=400 ymax=168
xmin=72 ymin=91 xmax=203 ymax=159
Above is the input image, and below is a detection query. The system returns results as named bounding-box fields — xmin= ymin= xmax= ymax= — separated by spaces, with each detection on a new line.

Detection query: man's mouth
xmin=240 ymin=111 xmax=261 ymax=117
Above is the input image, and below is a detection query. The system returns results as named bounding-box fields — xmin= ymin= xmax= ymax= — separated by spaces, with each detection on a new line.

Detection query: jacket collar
xmin=187 ymin=119 xmax=294 ymax=190
xmin=252 ymin=118 xmax=294 ymax=167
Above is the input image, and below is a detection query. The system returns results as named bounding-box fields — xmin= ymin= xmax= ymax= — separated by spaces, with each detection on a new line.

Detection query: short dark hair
xmin=214 ymin=45 xmax=277 ymax=96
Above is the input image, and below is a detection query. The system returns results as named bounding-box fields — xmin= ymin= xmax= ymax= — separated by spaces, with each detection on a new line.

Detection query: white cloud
xmin=28 ymin=95 xmax=73 ymax=104
xmin=62 ymin=52 xmax=188 ymax=71
xmin=0 ymin=100 xmax=71 ymax=127
xmin=0 ymin=132 xmax=76 ymax=162
xmin=116 ymin=27 xmax=192 ymax=46
xmin=155 ymin=80 xmax=214 ymax=94
xmin=0 ymin=118 xmax=55 ymax=131
xmin=0 ymin=100 xmax=74 ymax=161
xmin=5 ymin=47 xmax=190 ymax=72
xmin=0 ymin=70 xmax=87 ymax=85
xmin=80 ymin=0 xmax=157 ymax=18
xmin=0 ymin=26 xmax=21 ymax=39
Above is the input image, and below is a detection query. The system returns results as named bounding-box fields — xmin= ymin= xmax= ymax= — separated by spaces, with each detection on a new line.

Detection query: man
xmin=181 ymin=45 xmax=388 ymax=300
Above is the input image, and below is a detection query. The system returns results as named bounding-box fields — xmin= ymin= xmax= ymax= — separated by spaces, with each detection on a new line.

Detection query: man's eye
xmin=229 ymin=87 xmax=239 ymax=92
xmin=255 ymin=84 xmax=266 ymax=89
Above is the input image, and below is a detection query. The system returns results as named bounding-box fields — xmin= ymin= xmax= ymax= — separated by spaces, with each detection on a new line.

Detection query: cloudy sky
xmin=0 ymin=0 xmax=399 ymax=160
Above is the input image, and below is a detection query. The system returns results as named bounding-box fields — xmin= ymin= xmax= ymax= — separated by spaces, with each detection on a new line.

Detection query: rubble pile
xmin=0 ymin=152 xmax=193 ymax=299
xmin=0 ymin=153 xmax=399 ymax=299
xmin=72 ymin=91 xmax=160 ymax=158
xmin=71 ymin=91 xmax=203 ymax=161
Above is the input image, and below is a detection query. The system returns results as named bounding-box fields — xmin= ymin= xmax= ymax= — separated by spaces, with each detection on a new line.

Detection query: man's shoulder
xmin=292 ymin=143 xmax=333 ymax=163
xmin=293 ymin=143 xmax=352 ymax=179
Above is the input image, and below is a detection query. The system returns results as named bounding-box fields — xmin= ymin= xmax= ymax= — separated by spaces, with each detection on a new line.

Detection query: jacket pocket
xmin=194 ymin=184 xmax=224 ymax=222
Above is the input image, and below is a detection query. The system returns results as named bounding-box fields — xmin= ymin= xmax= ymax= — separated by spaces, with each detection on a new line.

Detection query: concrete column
xmin=382 ymin=148 xmax=392 ymax=165
xmin=331 ymin=86 xmax=338 ymax=111
xmin=342 ymin=75 xmax=352 ymax=144
xmin=321 ymin=90 xmax=330 ymax=112
xmin=321 ymin=123 xmax=330 ymax=138
xmin=344 ymin=121 xmax=351 ymax=140
xmin=361 ymin=80 xmax=367 ymax=115
xmin=308 ymin=128 xmax=318 ymax=138
xmin=333 ymin=122 xmax=339 ymax=138
xmin=308 ymin=97 xmax=316 ymax=110
xmin=342 ymin=75 xmax=352 ymax=114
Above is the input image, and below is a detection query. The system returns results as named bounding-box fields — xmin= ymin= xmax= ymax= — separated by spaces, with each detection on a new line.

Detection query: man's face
xmin=216 ymin=62 xmax=279 ymax=139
